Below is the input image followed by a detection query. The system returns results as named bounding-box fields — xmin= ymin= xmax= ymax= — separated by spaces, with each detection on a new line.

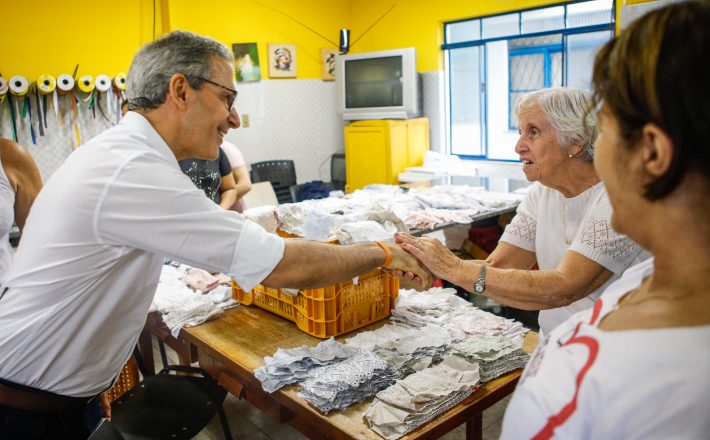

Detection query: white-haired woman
xmin=397 ymin=87 xmax=649 ymax=335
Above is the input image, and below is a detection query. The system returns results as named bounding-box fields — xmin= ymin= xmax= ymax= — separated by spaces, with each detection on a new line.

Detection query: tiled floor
xmin=151 ymin=339 xmax=511 ymax=439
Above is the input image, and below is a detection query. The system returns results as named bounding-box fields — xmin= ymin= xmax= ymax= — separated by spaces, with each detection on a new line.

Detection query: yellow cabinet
xmin=344 ymin=118 xmax=429 ymax=192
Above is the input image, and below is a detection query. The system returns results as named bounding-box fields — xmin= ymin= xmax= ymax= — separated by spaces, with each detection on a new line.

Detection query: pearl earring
xmin=568 ymin=153 xmax=573 ymax=158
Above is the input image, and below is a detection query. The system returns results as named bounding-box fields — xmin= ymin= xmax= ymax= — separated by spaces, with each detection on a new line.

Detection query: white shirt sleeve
xmin=569 ymin=191 xmax=643 ymax=275
xmin=499 ymin=183 xmax=541 ymax=252
xmin=94 ymin=155 xmax=284 ymax=291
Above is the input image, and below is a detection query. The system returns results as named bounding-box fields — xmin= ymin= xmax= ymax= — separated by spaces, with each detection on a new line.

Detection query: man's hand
xmin=383 ymin=244 xmax=435 ymax=291
xmin=395 ymin=233 xmax=462 ymax=282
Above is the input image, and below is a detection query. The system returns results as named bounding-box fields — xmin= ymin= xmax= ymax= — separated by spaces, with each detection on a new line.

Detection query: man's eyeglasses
xmin=195 ymin=76 xmax=237 ymax=112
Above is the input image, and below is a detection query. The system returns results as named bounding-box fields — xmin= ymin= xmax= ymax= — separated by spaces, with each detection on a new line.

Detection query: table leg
xmin=465 ymin=413 xmax=483 ymax=440
xmin=137 ymin=327 xmax=156 ymax=376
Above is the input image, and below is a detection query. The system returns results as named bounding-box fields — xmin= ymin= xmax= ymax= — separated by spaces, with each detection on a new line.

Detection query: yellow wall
xmin=0 ymin=0 xmax=166 ymax=79
xmin=349 ymin=0 xmax=564 ymax=72
xmin=167 ymin=0 xmax=349 ymax=79
xmin=0 ymin=0 xmax=349 ymax=81
xmin=1 ymin=0 xmax=656 ymax=81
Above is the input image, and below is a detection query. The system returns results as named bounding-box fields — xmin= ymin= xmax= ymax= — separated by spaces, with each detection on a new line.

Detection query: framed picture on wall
xmin=268 ymin=43 xmax=297 ymax=78
xmin=321 ymin=48 xmax=337 ymax=81
xmin=232 ymin=42 xmax=261 ymax=82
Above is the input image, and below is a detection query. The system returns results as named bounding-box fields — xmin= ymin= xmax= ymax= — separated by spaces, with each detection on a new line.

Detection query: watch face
xmin=475 ymin=284 xmax=484 ymax=293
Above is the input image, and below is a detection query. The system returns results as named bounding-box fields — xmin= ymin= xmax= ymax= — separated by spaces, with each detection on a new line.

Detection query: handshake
xmin=380 ymin=232 xmax=459 ymax=291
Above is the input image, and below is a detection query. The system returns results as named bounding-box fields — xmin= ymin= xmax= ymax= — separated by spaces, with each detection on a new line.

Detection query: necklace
xmin=621 ymin=279 xmax=702 ymax=307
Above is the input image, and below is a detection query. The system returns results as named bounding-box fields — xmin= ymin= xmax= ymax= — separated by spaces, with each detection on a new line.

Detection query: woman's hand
xmin=395 ymin=233 xmax=462 ymax=282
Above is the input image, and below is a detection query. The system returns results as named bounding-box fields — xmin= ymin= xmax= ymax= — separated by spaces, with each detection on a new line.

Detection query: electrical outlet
xmin=241 ymin=113 xmax=250 ymax=128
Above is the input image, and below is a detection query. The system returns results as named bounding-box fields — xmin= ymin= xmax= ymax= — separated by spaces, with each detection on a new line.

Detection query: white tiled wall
xmin=225 ymin=79 xmax=347 ymax=183
xmin=422 ymin=71 xmax=446 ymax=154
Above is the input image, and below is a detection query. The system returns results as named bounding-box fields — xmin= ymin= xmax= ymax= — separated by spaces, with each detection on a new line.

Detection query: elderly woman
xmin=501 ymin=1 xmax=710 ymax=437
xmin=397 ymin=87 xmax=648 ymax=335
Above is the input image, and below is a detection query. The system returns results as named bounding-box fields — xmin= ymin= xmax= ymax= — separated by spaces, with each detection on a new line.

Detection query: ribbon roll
xmin=77 ymin=75 xmax=95 ymax=93
xmin=57 ymin=74 xmax=75 ymax=94
xmin=9 ymin=75 xmax=30 ymax=97
xmin=36 ymin=74 xmax=57 ymax=95
xmin=95 ymin=74 xmax=111 ymax=92
xmin=0 ymin=77 xmax=8 ymax=97
xmin=113 ymin=72 xmax=127 ymax=91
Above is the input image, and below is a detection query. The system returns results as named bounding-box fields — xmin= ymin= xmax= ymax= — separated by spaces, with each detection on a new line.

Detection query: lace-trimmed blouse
xmin=500 ymin=182 xmax=648 ymax=334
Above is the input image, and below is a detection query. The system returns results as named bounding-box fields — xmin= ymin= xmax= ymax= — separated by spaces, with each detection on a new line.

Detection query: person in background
xmin=501 ymin=2 xmax=710 ymax=437
xmin=179 ymin=145 xmax=237 ymax=210
xmin=0 ymin=138 xmax=42 ymax=280
xmin=397 ymin=87 xmax=648 ymax=336
xmin=0 ymin=30 xmax=431 ymax=439
xmin=220 ymin=140 xmax=251 ymax=212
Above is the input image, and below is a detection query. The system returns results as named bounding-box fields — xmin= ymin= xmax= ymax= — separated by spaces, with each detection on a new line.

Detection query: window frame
xmin=442 ymin=0 xmax=615 ymax=161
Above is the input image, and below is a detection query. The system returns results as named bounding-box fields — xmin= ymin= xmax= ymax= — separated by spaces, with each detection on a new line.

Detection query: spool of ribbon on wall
xmin=75 ymin=75 xmax=98 ymax=146
xmin=0 ymin=72 xmax=127 ymax=147
xmin=95 ymin=74 xmax=118 ymax=124
xmin=0 ymin=76 xmax=16 ymax=142
xmin=113 ymin=73 xmax=127 ymax=123
xmin=56 ymin=73 xmax=77 ymax=140
xmin=9 ymin=76 xmax=33 ymax=144
xmin=35 ymin=74 xmax=56 ymax=138
xmin=0 ymin=77 xmax=8 ymax=99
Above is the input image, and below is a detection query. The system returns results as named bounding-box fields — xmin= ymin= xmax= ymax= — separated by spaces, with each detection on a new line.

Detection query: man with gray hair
xmin=0 ymin=30 xmax=430 ymax=439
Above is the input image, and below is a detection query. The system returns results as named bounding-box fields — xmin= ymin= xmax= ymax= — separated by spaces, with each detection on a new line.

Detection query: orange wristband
xmin=375 ymin=241 xmax=393 ymax=267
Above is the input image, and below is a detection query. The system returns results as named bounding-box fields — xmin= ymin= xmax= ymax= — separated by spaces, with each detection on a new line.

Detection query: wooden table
xmin=181 ymin=305 xmax=537 ymax=440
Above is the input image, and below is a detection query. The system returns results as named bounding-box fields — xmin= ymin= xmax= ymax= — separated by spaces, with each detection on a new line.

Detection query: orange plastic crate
xmin=232 ymin=269 xmax=399 ymax=338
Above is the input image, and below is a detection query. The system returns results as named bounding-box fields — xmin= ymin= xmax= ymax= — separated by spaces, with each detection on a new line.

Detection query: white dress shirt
xmin=0 ymin=112 xmax=284 ymax=397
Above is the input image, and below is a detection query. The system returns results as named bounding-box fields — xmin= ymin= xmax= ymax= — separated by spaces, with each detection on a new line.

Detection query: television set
xmin=335 ymin=48 xmax=421 ymax=121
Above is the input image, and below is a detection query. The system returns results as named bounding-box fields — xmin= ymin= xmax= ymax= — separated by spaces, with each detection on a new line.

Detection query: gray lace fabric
xmin=298 ymin=350 xmax=397 ymax=414
xmin=255 ymin=337 xmax=359 ymax=393
xmin=364 ymin=356 xmax=480 ymax=440
xmin=449 ymin=335 xmax=529 ymax=383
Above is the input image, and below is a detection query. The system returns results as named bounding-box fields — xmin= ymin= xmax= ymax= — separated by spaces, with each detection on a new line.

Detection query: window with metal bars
xmin=443 ymin=0 xmax=615 ymax=161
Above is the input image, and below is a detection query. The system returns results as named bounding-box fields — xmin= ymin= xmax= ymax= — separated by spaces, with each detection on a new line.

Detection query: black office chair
xmin=250 ymin=160 xmax=297 ymax=204
xmin=111 ymin=345 xmax=233 ymax=440
xmin=330 ymin=152 xmax=346 ymax=191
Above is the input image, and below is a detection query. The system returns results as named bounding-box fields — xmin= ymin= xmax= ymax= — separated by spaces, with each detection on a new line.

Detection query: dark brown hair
xmin=592 ymin=0 xmax=710 ymax=200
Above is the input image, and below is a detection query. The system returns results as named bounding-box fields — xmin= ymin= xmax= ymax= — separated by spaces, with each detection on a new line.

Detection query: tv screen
xmin=345 ymin=56 xmax=403 ymax=109
xmin=336 ymin=47 xmax=419 ymax=120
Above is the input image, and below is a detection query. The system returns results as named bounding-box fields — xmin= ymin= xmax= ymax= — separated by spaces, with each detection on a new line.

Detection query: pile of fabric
xmin=150 ymin=263 xmax=236 ymax=337
xmin=297 ymin=350 xmax=397 ymax=414
xmin=364 ymin=356 xmax=480 ymax=440
xmin=243 ymin=185 xmax=522 ymax=241
xmin=346 ymin=324 xmax=451 ymax=377
xmin=254 ymin=338 xmax=359 ymax=393
xmin=391 ymin=288 xmax=527 ymax=341
xmin=254 ymin=285 xmax=530 ymax=436
xmin=449 ymin=335 xmax=529 ymax=383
